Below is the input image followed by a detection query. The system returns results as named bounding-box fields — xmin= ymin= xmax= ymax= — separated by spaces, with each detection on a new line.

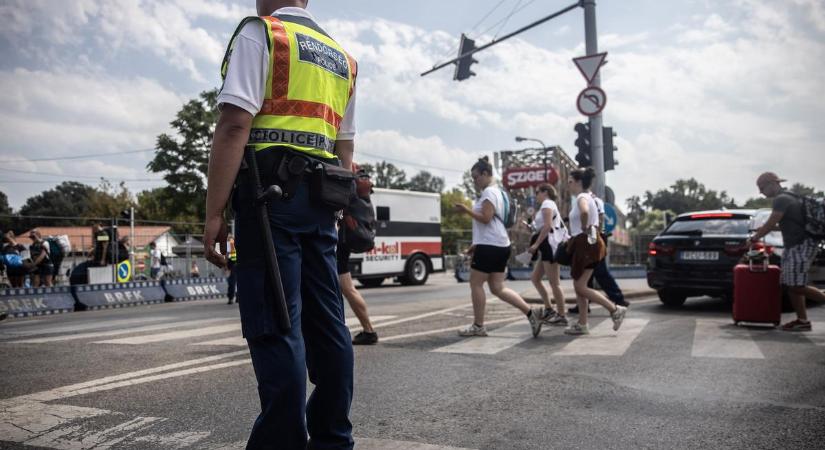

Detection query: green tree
xmin=625 ymin=195 xmax=645 ymax=228
xmin=371 ymin=161 xmax=408 ymax=189
xmin=147 ymin=89 xmax=218 ymax=223
xmin=407 ymin=170 xmax=445 ymax=193
xmin=643 ymin=178 xmax=736 ymax=214
xmin=635 ymin=209 xmax=674 ymax=233
xmin=18 ymin=181 xmax=98 ymax=226
xmin=460 ymin=169 xmax=477 ymax=198
xmin=740 ymin=182 xmax=824 ymax=209
xmin=85 ymin=180 xmax=134 ymax=220
xmin=0 ymin=191 xmax=12 ymax=232
xmin=441 ymin=188 xmax=472 ymax=254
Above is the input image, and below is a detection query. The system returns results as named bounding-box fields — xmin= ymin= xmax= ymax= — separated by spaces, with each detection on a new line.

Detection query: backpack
xmin=787 ymin=193 xmax=825 ymax=240
xmin=494 ymin=188 xmax=519 ymax=229
xmin=46 ymin=237 xmax=62 ymax=261
xmin=341 ymin=165 xmax=376 ymax=253
xmin=160 ymin=252 xmax=169 ymax=266
xmin=2 ymin=253 xmax=23 ymax=268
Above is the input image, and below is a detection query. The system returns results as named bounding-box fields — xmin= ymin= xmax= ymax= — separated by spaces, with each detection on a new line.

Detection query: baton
xmin=244 ymin=147 xmax=291 ymax=333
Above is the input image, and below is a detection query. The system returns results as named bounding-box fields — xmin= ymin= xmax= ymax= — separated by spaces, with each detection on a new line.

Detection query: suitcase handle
xmin=746 ymin=244 xmax=769 ymax=273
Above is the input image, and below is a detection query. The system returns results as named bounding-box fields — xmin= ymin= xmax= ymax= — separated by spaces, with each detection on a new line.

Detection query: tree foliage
xmin=85 ymin=180 xmax=133 ymax=219
xmin=370 ymin=161 xmax=408 ymax=189
xmin=147 ymin=89 xmax=218 ymax=222
xmin=407 ymin=170 xmax=445 ymax=193
xmin=643 ymin=178 xmax=736 ymax=215
xmin=18 ymin=181 xmax=98 ymax=225
xmin=441 ymin=188 xmax=472 ymax=254
xmin=0 ymin=191 xmax=12 ymax=232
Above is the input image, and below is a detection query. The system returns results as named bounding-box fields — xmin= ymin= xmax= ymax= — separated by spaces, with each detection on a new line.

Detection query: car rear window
xmin=665 ymin=217 xmax=751 ymax=235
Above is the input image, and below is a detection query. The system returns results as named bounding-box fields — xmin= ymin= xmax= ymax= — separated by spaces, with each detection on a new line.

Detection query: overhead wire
xmin=0 ymin=167 xmax=161 ymax=182
xmin=434 ymin=0 xmax=510 ymax=61
xmin=494 ymin=0 xmax=524 ymax=40
xmin=0 ymin=148 xmax=156 ymax=163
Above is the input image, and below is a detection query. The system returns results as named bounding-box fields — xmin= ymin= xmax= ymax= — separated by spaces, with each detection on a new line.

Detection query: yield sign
xmin=573 ymin=52 xmax=607 ymax=85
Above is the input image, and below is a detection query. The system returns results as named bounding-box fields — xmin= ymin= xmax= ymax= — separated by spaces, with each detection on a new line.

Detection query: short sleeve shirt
xmin=533 ymin=199 xmax=559 ymax=232
xmin=217 ymin=7 xmax=357 ymax=140
xmin=472 ymin=186 xmax=510 ymax=247
xmin=569 ymin=193 xmax=599 ymax=237
xmin=773 ymin=192 xmax=807 ymax=248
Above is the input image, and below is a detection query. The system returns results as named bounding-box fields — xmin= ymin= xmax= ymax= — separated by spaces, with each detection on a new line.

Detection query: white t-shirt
xmin=569 ymin=192 xmax=599 ymax=237
xmin=217 ymin=7 xmax=357 ymax=140
xmin=472 ymin=186 xmax=510 ymax=247
xmin=532 ymin=199 xmax=558 ymax=232
xmin=151 ymin=248 xmax=162 ymax=269
xmin=534 ymin=199 xmax=566 ymax=249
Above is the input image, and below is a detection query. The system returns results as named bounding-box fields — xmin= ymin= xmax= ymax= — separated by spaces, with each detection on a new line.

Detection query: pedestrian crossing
xmin=3 ymin=313 xmax=824 ymax=359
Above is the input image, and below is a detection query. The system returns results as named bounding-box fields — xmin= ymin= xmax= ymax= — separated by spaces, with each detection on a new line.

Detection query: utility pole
xmin=583 ymin=0 xmax=605 ymax=199
xmin=129 ymin=206 xmax=135 ymax=281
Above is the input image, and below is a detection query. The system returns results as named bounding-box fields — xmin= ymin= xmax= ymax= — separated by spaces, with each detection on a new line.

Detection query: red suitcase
xmin=732 ymin=258 xmax=781 ymax=326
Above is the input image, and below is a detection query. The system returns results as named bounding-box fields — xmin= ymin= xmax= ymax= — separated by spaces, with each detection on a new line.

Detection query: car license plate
xmin=680 ymin=251 xmax=719 ymax=261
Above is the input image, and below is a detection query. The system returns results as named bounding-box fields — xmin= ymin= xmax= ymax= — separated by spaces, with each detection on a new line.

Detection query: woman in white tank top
xmin=527 ymin=183 xmax=568 ymax=326
xmin=564 ymin=168 xmax=627 ymax=335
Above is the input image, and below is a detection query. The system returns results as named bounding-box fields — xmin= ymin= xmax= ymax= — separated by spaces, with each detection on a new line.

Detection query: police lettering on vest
xmin=221 ymin=15 xmax=357 ymax=159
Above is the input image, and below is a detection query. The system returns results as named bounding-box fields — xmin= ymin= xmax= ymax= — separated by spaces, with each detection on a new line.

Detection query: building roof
xmin=16 ymin=226 xmax=173 ymax=250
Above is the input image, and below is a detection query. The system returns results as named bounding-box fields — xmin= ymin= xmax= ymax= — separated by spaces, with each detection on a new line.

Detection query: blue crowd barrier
xmin=73 ymin=281 xmax=166 ymax=310
xmin=162 ymin=277 xmax=228 ymax=302
xmin=0 ymin=286 xmax=75 ymax=317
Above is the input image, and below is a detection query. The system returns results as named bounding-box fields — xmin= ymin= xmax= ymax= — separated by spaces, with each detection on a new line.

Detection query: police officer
xmin=204 ymin=1 xmax=358 ymax=448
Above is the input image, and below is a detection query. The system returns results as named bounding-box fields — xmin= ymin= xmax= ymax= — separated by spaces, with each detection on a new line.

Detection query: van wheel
xmin=358 ymin=278 xmax=384 ymax=288
xmin=401 ymin=255 xmax=429 ymax=286
xmin=658 ymin=289 xmax=687 ymax=307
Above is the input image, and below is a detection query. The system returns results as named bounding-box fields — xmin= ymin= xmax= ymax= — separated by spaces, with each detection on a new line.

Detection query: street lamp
xmin=515 ymin=136 xmax=548 ymax=181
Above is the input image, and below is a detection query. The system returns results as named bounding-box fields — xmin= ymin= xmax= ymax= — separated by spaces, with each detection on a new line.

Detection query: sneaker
xmin=781 ymin=319 xmax=812 ymax=332
xmin=528 ymin=307 xmax=544 ymax=338
xmin=547 ymin=314 xmax=569 ymax=326
xmin=614 ymin=300 xmax=630 ymax=307
xmin=611 ymin=305 xmax=628 ymax=331
xmin=564 ymin=322 xmax=590 ymax=335
xmin=352 ymin=331 xmax=379 ymax=345
xmin=540 ymin=308 xmax=557 ymax=324
xmin=458 ymin=323 xmax=488 ymax=337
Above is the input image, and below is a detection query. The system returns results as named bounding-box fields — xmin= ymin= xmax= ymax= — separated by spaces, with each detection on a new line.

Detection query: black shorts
xmin=471 ymin=244 xmax=511 ymax=274
xmin=529 ymin=234 xmax=555 ymax=263
xmin=336 ymin=241 xmax=351 ymax=275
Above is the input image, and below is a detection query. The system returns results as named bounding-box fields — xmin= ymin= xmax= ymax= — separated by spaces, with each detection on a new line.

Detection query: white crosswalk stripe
xmin=432 ymin=320 xmax=532 ymax=355
xmin=0 ymin=316 xmax=173 ymax=338
xmin=805 ymin=321 xmax=825 ymax=346
xmin=7 ymin=318 xmax=234 ymax=344
xmin=692 ymin=319 xmax=765 ymax=359
xmin=553 ymin=318 xmax=650 ymax=356
xmin=95 ymin=323 xmax=241 ymax=345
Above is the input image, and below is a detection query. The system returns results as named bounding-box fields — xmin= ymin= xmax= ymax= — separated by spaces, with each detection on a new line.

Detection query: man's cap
xmin=756 ymin=171 xmax=786 ymax=187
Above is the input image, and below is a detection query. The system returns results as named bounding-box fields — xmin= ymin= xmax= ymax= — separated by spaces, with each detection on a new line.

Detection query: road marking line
xmin=9 ymin=318 xmax=234 ymax=344
xmin=356 ymin=438 xmax=476 ymax=450
xmin=135 ymin=431 xmax=212 ymax=448
xmin=194 ymin=336 xmax=246 ymax=347
xmin=0 ymin=316 xmax=174 ymax=338
xmin=366 ymin=303 xmax=472 ymax=331
xmin=345 ymin=315 xmax=396 ymax=328
xmin=692 ymin=319 xmax=765 ymax=359
xmin=553 ymin=318 xmax=649 ymax=356
xmin=15 ymin=350 xmax=249 ymax=403
xmin=805 ymin=321 xmax=825 ymax=346
xmin=432 ymin=321 xmax=533 ymax=355
xmin=94 ymin=324 xmax=240 ymax=345
xmin=381 ymin=315 xmax=523 ymax=343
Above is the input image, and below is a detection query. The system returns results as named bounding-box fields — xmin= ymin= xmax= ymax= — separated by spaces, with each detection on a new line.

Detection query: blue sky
xmin=1 ymin=0 xmax=824 ymax=210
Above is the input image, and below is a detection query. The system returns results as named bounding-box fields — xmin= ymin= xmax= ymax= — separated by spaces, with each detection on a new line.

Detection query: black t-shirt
xmin=773 ymin=192 xmax=807 ymax=248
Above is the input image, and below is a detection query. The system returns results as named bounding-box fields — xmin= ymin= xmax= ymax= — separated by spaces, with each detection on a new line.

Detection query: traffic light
xmin=574 ymin=122 xmax=591 ymax=167
xmin=603 ymin=126 xmax=617 ymax=171
xmin=454 ymin=34 xmax=478 ymax=81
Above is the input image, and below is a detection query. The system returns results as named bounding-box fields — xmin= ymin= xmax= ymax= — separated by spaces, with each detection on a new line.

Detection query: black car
xmin=647 ymin=209 xmax=757 ymax=306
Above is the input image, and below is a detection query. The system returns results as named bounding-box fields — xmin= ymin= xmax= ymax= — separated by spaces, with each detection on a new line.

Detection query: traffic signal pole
xmin=583 ymin=0 xmax=605 ymax=199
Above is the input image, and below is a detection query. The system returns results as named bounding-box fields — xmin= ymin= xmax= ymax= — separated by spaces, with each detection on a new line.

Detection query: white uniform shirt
xmin=569 ymin=192 xmax=599 ymax=237
xmin=217 ymin=7 xmax=357 ymax=140
xmin=150 ymin=248 xmax=162 ymax=269
xmin=472 ymin=186 xmax=510 ymax=247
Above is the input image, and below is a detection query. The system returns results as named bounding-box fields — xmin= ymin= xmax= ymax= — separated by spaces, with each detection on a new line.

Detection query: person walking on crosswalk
xmin=563 ymin=168 xmax=627 ymax=335
xmin=527 ymin=183 xmax=568 ymax=327
xmin=453 ymin=157 xmax=544 ymax=338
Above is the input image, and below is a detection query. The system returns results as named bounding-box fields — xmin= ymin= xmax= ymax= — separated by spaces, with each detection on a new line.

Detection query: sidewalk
xmin=520 ymin=277 xmax=655 ymax=304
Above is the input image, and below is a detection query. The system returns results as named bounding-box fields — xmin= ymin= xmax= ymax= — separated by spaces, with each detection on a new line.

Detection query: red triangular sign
xmin=573 ymin=52 xmax=607 ymax=85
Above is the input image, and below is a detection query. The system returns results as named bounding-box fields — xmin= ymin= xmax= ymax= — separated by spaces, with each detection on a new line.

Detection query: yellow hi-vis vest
xmin=221 ymin=14 xmax=357 ymax=159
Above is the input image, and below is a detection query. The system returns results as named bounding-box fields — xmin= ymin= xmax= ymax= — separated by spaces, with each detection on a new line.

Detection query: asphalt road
xmin=2 ymin=273 xmax=824 ymax=449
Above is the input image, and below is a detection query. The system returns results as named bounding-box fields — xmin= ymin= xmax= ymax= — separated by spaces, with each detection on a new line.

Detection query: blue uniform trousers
xmin=234 ymin=181 xmax=354 ymax=450
xmin=227 ymin=262 xmax=237 ymax=300
xmin=591 ymin=258 xmax=625 ymax=305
